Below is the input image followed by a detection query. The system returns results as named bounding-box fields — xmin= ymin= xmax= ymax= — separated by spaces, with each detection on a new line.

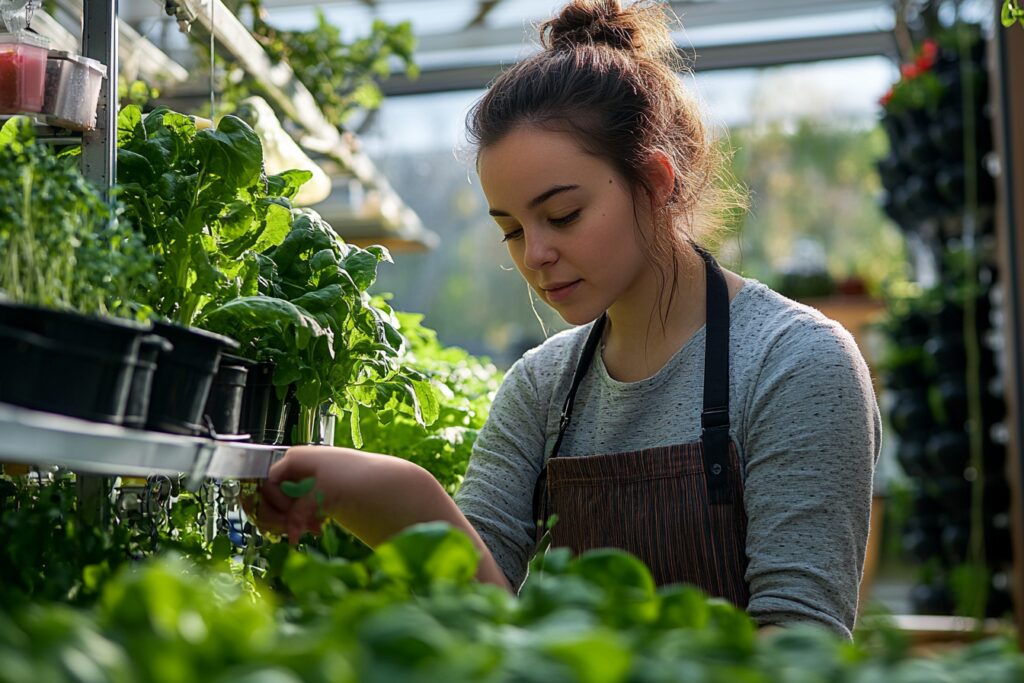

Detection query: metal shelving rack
xmin=0 ymin=403 xmax=284 ymax=481
xmin=0 ymin=1 xmax=284 ymax=484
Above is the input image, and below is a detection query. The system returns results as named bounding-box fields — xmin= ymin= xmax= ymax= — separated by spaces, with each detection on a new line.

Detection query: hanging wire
xmin=209 ymin=0 xmax=216 ymax=119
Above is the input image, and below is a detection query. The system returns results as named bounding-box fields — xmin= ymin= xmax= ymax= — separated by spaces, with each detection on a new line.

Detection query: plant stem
xmin=298 ymin=404 xmax=317 ymax=446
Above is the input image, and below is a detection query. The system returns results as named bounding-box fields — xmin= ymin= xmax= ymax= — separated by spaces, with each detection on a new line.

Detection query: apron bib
xmin=532 ymin=247 xmax=750 ymax=607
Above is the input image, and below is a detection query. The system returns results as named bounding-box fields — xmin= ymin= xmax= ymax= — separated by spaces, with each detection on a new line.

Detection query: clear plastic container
xmin=0 ymin=31 xmax=48 ymax=114
xmin=42 ymin=50 xmax=106 ymax=130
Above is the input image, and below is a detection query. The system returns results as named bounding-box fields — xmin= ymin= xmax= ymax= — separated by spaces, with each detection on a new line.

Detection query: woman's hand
xmin=248 ymin=445 xmax=351 ymax=543
xmin=246 ymin=445 xmax=515 ymax=592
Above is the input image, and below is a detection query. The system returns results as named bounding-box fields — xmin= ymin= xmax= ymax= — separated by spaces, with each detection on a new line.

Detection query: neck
xmin=602 ymin=246 xmax=707 ymax=382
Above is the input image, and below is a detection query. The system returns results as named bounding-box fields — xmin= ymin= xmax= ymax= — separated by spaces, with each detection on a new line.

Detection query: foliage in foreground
xmin=2 ymin=474 xmax=1022 ymax=683
xmin=1 ymin=521 xmax=1022 ymax=683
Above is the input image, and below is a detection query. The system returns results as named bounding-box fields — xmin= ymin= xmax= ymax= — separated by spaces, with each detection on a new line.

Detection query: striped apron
xmin=532 ymin=247 xmax=750 ymax=607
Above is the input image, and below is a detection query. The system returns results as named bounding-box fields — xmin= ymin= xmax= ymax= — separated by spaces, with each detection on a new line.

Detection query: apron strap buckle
xmin=701 ymin=423 xmax=733 ymax=505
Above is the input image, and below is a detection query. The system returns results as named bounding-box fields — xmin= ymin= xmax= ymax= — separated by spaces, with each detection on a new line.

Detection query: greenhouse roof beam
xmin=381 ymin=28 xmax=898 ymax=96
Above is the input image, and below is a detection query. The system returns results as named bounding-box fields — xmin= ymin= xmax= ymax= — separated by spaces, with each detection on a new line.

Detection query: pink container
xmin=0 ymin=32 xmax=49 ymax=114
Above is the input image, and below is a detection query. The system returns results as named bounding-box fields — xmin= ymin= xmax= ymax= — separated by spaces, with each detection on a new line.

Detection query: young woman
xmin=251 ymin=0 xmax=881 ymax=639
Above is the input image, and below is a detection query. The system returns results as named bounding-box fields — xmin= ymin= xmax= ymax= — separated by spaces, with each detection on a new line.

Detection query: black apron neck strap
xmin=697 ymin=245 xmax=730 ymax=426
xmin=548 ymin=312 xmax=606 ymax=460
xmin=695 ymin=245 xmax=733 ymax=504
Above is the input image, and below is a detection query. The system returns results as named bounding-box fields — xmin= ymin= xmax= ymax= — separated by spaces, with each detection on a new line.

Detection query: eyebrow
xmin=488 ymin=184 xmax=580 ymax=217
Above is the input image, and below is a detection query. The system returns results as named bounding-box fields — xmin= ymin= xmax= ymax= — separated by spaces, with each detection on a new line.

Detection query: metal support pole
xmin=993 ymin=9 xmax=1024 ymax=647
xmin=78 ymin=0 xmax=118 ymax=519
xmin=80 ymin=0 xmax=118 ymax=193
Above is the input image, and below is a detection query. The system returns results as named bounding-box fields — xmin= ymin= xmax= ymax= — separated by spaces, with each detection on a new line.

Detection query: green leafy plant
xmin=246 ymin=2 xmax=418 ymax=125
xmin=115 ymin=105 xmax=303 ymax=325
xmin=336 ymin=311 xmax=502 ymax=494
xmin=1003 ymin=0 xmax=1024 ymax=29
xmin=3 ymin=520 xmax=1023 ymax=683
xmin=199 ymin=210 xmax=439 ymax=444
xmin=0 ymin=118 xmax=151 ymax=317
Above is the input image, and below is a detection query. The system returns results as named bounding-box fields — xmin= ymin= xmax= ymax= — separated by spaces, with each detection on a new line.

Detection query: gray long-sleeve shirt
xmin=454 ymin=279 xmax=881 ymax=638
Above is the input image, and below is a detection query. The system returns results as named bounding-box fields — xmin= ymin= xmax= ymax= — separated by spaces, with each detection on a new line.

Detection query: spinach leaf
xmin=280 ymin=477 xmax=316 ymax=499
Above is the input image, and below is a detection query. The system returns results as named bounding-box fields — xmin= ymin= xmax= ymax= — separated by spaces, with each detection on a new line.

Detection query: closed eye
xmin=501 ymin=228 xmax=523 ymax=243
xmin=550 ymin=210 xmax=580 ymax=226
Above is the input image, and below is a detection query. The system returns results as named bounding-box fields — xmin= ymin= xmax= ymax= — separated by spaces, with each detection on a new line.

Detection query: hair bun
xmin=541 ymin=1 xmax=675 ymax=60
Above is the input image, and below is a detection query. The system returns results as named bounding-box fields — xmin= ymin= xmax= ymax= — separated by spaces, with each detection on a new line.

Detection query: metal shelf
xmin=0 ymin=403 xmax=285 ymax=480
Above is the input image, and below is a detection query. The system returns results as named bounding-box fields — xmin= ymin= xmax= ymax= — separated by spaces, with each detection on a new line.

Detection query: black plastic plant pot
xmin=0 ymin=301 xmax=148 ymax=424
xmin=238 ymin=361 xmax=291 ymax=445
xmin=145 ymin=321 xmax=240 ymax=436
xmin=203 ymin=355 xmax=252 ymax=436
xmin=264 ymin=385 xmax=293 ymax=446
xmin=281 ymin=387 xmax=304 ymax=446
xmin=123 ymin=334 xmax=174 ymax=429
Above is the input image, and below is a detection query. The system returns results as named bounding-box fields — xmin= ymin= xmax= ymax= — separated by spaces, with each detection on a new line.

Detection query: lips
xmin=541 ymin=280 xmax=580 ymax=292
xmin=541 ymin=279 xmax=582 ymax=303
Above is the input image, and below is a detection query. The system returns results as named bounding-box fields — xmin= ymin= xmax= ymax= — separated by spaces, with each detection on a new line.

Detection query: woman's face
xmin=478 ymin=125 xmax=653 ymax=326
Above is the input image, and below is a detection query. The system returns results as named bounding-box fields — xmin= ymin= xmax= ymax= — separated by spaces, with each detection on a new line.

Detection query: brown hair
xmin=467 ymin=0 xmax=744 ymax=325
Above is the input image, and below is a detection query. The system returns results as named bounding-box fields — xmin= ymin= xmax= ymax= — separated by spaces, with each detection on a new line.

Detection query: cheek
xmin=506 ymin=244 xmax=531 ymax=278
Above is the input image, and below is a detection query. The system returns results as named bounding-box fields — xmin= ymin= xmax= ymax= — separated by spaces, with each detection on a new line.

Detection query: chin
xmin=553 ymin=306 xmax=605 ymax=327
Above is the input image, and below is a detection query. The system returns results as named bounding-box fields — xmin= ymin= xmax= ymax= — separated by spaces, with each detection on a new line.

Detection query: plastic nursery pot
xmin=281 ymin=387 xmax=300 ymax=446
xmin=202 ymin=354 xmax=252 ymax=437
xmin=145 ymin=321 xmax=239 ymax=436
xmin=123 ymin=334 xmax=173 ymax=429
xmin=0 ymin=300 xmax=148 ymax=424
xmin=0 ymin=31 xmax=49 ymax=114
xmin=41 ymin=50 xmax=106 ymax=131
xmin=238 ymin=361 xmax=291 ymax=445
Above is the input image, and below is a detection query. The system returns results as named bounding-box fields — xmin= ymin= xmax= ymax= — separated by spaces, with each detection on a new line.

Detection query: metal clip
xmin=164 ymin=0 xmax=197 ymax=34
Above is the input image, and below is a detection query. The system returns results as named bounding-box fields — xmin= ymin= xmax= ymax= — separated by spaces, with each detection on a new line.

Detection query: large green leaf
xmin=199 ymin=296 xmax=328 ymax=351
xmin=116 ymin=104 xmax=143 ymax=145
xmin=342 ymin=248 xmax=382 ymax=290
xmin=290 ymin=284 xmax=346 ymax=315
xmin=373 ymin=522 xmax=480 ymax=590
xmin=267 ymin=169 xmax=313 ymax=201
xmin=194 ymin=115 xmax=264 ymax=192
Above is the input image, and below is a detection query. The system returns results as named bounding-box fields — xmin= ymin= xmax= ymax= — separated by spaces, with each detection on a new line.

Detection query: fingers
xmin=263 ymin=446 xmax=317 ymax=512
xmin=247 ymin=446 xmax=342 ymax=542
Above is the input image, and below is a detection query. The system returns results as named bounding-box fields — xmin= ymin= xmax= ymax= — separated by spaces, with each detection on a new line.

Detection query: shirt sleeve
xmin=741 ymin=317 xmax=881 ymax=639
xmin=454 ymin=356 xmax=548 ymax=589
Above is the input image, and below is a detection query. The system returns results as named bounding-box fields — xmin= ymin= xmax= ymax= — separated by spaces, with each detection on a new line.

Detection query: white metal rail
xmin=0 ymin=403 xmax=285 ymax=481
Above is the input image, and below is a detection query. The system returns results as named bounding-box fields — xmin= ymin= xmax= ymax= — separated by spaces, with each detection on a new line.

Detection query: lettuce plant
xmin=199 ymin=209 xmax=438 ymax=444
xmin=115 ymin=105 xmax=304 ymax=325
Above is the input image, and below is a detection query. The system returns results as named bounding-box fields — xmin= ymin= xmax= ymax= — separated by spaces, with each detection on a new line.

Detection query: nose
xmin=522 ymin=226 xmax=558 ymax=271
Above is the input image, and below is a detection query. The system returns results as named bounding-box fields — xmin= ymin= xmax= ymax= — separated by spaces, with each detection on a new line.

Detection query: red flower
xmin=901 ymin=63 xmax=920 ymax=79
xmin=921 ymin=39 xmax=938 ymax=61
xmin=879 ymin=89 xmax=893 ymax=107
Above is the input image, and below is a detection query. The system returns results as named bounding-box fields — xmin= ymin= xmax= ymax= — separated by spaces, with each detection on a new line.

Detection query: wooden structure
xmin=992 ymin=7 xmax=1024 ymax=649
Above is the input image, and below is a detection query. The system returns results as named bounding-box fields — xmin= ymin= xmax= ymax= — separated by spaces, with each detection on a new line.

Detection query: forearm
xmin=288 ymin=446 xmax=513 ymax=592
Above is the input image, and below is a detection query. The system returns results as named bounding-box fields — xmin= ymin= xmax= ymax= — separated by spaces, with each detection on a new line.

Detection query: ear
xmin=641 ymin=150 xmax=675 ymax=208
